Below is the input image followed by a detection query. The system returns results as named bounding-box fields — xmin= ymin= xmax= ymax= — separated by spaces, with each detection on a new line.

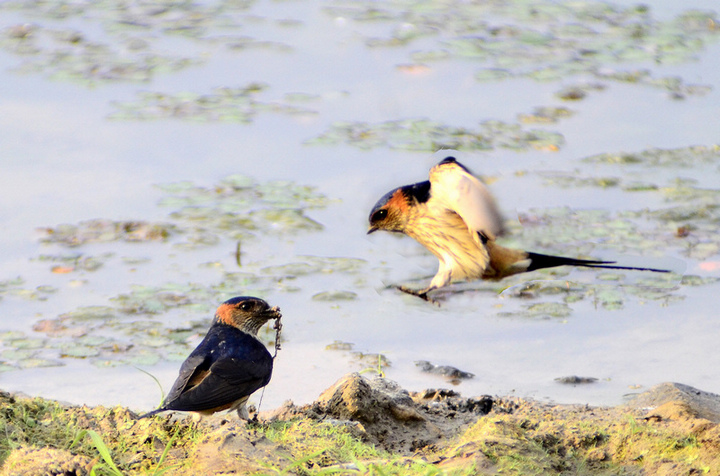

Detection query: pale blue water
xmin=1 ymin=0 xmax=719 ymax=413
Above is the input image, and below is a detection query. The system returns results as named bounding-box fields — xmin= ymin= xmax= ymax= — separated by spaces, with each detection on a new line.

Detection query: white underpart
xmin=407 ymin=199 xmax=491 ymax=290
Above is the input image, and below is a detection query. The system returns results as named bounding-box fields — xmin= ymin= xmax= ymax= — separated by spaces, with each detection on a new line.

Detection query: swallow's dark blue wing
xmin=160 ymin=326 xmax=273 ymax=413
xmin=162 ymin=353 xmax=213 ymax=407
xmin=163 ymin=358 xmax=271 ymax=412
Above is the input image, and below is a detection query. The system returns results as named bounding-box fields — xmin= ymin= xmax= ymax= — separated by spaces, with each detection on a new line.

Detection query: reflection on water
xmin=1 ymin=0 xmax=719 ymax=412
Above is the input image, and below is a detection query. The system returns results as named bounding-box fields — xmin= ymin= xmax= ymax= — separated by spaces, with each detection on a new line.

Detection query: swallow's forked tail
xmin=137 ymin=408 xmax=163 ymax=419
xmin=525 ymin=252 xmax=671 ymax=274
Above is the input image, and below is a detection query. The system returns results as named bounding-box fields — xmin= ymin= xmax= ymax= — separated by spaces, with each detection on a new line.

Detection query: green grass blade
xmin=151 ymin=428 xmax=180 ymax=476
xmin=134 ymin=365 xmax=166 ymax=402
xmin=68 ymin=429 xmax=88 ymax=449
xmin=86 ymin=430 xmax=124 ymax=476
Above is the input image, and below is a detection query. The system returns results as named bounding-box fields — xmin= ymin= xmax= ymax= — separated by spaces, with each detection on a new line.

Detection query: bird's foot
xmin=396 ymin=285 xmax=440 ymax=306
xmin=245 ymin=412 xmax=262 ymax=429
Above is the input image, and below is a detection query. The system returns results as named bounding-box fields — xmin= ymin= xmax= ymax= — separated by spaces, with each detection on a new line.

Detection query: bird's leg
xmin=190 ymin=412 xmax=203 ymax=432
xmin=237 ymin=403 xmax=250 ymax=420
xmin=396 ymin=285 xmax=429 ymax=299
xmin=396 ymin=285 xmax=440 ymax=306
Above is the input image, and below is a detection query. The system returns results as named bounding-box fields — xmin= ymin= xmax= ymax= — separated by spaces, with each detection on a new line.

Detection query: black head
xmin=214 ymin=296 xmax=281 ymax=335
xmin=437 ymin=156 xmax=472 ymax=174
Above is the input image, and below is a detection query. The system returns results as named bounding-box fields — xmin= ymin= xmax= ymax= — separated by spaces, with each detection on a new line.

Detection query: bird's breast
xmin=406 ymin=207 xmax=490 ymax=281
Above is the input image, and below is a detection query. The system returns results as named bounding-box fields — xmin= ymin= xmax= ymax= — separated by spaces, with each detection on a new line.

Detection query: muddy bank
xmin=2 ymin=374 xmax=720 ymax=475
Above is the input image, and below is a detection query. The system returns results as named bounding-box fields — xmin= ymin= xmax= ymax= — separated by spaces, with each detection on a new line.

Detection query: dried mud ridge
xmin=4 ymin=373 xmax=720 ymax=475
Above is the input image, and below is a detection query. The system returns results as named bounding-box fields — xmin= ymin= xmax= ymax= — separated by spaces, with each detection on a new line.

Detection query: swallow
xmin=139 ymin=296 xmax=281 ymax=419
xmin=368 ymin=156 xmax=669 ymax=301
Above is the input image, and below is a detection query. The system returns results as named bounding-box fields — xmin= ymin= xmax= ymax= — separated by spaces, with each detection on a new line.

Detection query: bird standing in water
xmin=140 ymin=296 xmax=281 ymax=419
xmin=368 ymin=157 xmax=668 ymax=302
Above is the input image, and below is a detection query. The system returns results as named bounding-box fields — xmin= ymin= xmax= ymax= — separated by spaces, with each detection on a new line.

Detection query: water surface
xmin=1 ymin=0 xmax=719 ymax=413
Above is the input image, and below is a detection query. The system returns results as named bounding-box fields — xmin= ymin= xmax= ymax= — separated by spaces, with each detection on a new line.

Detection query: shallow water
xmin=1 ymin=0 xmax=720 ymax=413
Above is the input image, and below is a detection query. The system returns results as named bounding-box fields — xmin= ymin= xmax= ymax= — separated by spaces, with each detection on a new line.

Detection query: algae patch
xmin=0 ymin=277 xmax=58 ymax=302
xmin=157 ymin=174 xmax=328 ymax=243
xmin=39 ymin=173 xmax=329 ymax=249
xmin=0 ymin=0 xmax=287 ymax=85
xmin=6 ymin=175 xmax=352 ymax=369
xmin=1 ymin=257 xmax=369 ymax=369
xmin=307 ymin=118 xmax=564 ymax=152
xmin=326 ymin=1 xmax=720 ymax=92
xmin=584 ymin=144 xmax=720 ymax=168
xmin=39 ymin=221 xmax=175 ymax=247
xmin=0 ymin=21 xmax=198 ymax=84
xmin=110 ymin=84 xmax=319 ymax=122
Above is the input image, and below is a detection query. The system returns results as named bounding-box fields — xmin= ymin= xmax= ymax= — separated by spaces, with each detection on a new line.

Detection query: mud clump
xmin=301 ymin=373 xmax=493 ymax=453
xmin=3 ymin=447 xmax=94 ymax=476
xmin=415 ymin=360 xmax=476 ymax=383
xmin=4 ymin=377 xmax=720 ymax=475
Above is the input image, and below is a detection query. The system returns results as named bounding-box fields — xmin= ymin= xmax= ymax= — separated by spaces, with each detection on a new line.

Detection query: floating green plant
xmin=38 ymin=174 xmax=329 ymax=250
xmin=39 ymin=220 xmax=175 ymax=247
xmin=34 ymin=253 xmax=114 ymax=272
xmin=594 ymin=69 xmax=713 ymax=98
xmin=311 ymin=290 xmax=358 ymax=301
xmin=261 ymin=256 xmax=366 ymax=277
xmin=327 ymin=1 xmax=719 ymax=92
xmin=541 ymin=173 xmax=621 ymax=189
xmin=518 ymin=106 xmax=574 ymax=124
xmin=11 ymin=249 xmax=365 ymax=367
xmin=307 ymin=118 xmax=564 ymax=152
xmin=156 ymin=174 xmax=329 ymax=245
xmin=0 ymin=23 xmax=198 ymax=84
xmin=325 ymin=340 xmax=354 ymax=351
xmin=109 ymin=85 xmax=318 ymax=122
xmin=0 ymin=0 xmax=289 ymax=84
xmin=584 ymin=145 xmax=720 ymax=168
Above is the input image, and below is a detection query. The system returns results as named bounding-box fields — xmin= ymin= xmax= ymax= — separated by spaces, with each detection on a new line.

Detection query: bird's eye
xmin=239 ymin=302 xmax=253 ymax=311
xmin=372 ymin=209 xmax=388 ymax=222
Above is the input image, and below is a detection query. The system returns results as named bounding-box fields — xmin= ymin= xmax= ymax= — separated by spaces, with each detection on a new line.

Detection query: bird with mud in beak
xmin=139 ymin=296 xmax=281 ymax=419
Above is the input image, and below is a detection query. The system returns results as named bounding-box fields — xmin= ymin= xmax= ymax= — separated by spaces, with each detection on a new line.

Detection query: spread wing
xmin=161 ymin=332 xmax=273 ymax=413
xmin=429 ymin=160 xmax=504 ymax=241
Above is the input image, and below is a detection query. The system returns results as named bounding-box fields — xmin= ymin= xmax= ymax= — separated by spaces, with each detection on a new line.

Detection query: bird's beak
xmin=266 ymin=306 xmax=282 ymax=320
xmin=367 ymin=226 xmax=378 ymax=235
